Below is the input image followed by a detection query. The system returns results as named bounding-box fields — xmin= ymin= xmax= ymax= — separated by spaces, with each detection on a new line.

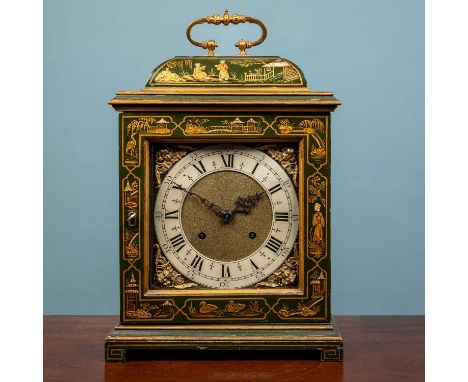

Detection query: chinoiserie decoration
xmin=106 ymin=10 xmax=342 ymax=362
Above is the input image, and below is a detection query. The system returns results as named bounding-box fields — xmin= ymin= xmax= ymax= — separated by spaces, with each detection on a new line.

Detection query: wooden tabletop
xmin=44 ymin=315 xmax=424 ymax=382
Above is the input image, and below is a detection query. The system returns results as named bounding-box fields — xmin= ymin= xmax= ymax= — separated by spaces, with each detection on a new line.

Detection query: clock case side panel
xmin=117 ymin=111 xmax=333 ymax=325
xmin=118 ymin=113 xmax=145 ymax=322
xmin=269 ymin=113 xmax=332 ymax=323
xmin=119 ymin=114 xmax=180 ymax=323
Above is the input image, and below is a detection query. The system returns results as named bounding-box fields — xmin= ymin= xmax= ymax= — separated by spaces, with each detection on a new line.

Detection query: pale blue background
xmin=44 ymin=0 xmax=424 ymax=314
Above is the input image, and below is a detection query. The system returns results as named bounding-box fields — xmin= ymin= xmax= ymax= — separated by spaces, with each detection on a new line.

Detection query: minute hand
xmin=173 ymin=184 xmax=224 ymax=217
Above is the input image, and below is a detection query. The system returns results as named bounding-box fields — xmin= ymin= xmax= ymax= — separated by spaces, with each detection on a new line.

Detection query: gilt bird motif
xmin=198 ymin=301 xmax=219 ymax=314
xmin=225 ymin=300 xmax=246 ymax=313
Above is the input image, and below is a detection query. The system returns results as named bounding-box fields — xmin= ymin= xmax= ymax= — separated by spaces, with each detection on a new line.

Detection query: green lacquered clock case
xmin=107 ymin=13 xmax=342 ymax=358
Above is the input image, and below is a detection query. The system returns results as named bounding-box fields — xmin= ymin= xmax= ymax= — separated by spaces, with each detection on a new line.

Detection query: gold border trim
xmin=143 ymin=137 xmax=306 ymax=298
xmin=114 ymin=323 xmax=334 ymax=330
xmin=143 ymin=288 xmax=303 ymax=297
xmin=117 ymin=88 xmax=333 ymax=96
xmin=110 ymin=99 xmax=342 ymax=106
xmin=106 ymin=335 xmax=342 ymax=342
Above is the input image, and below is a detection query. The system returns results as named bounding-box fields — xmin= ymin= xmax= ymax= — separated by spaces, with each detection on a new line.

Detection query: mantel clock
xmin=106 ymin=10 xmax=343 ymax=361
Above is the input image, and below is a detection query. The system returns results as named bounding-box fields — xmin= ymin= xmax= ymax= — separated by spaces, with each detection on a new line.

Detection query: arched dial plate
xmin=154 ymin=144 xmax=299 ymax=289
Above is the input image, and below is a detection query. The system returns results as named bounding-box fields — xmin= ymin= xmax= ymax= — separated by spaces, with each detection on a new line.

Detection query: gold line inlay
xmin=109 ymin=99 xmax=342 ymax=106
xmin=114 ymin=324 xmax=333 ymax=330
xmin=106 ymin=335 xmax=342 ymax=342
xmin=116 ymin=88 xmax=333 ymax=96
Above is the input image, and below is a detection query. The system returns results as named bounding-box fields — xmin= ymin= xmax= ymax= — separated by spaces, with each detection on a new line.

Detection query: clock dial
xmin=154 ymin=144 xmax=299 ymax=289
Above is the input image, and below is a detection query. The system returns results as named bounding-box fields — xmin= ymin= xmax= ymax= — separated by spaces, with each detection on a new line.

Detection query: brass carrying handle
xmin=186 ymin=9 xmax=267 ymax=56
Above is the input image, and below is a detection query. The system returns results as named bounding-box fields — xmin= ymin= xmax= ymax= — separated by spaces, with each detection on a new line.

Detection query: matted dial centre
xmin=181 ymin=171 xmax=273 ymax=262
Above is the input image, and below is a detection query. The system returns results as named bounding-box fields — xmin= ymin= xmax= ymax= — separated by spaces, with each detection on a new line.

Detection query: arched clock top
xmin=146 ymin=56 xmax=307 ymax=88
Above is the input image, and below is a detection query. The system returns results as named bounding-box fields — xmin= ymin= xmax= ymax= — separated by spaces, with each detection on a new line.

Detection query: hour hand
xmin=173 ymin=183 xmax=225 ymax=219
xmin=233 ymin=191 xmax=265 ymax=214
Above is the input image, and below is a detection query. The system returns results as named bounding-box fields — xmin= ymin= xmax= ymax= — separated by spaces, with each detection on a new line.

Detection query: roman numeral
xmin=190 ymin=255 xmax=204 ymax=272
xmin=251 ymin=162 xmax=259 ymax=174
xmin=192 ymin=160 xmax=207 ymax=174
xmin=275 ymin=212 xmax=289 ymax=222
xmin=268 ymin=184 xmax=282 ymax=195
xmin=250 ymin=259 xmax=259 ymax=270
xmin=169 ymin=234 xmax=185 ymax=252
xmin=165 ymin=210 xmax=179 ymax=219
xmin=221 ymin=154 xmax=234 ymax=168
xmin=265 ymin=236 xmax=282 ymax=253
xmin=221 ymin=264 xmax=231 ymax=278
